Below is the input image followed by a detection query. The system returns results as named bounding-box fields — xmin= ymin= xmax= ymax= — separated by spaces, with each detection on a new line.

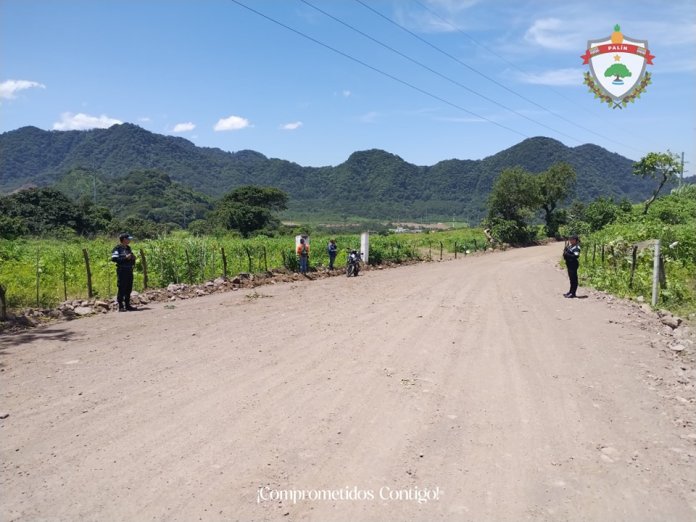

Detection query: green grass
xmin=0 ymin=228 xmax=487 ymax=309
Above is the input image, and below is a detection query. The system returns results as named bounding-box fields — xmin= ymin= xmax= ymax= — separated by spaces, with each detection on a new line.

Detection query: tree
xmin=486 ymin=167 xmax=540 ymax=244
xmin=210 ymin=186 xmax=288 ymax=237
xmin=604 ymin=63 xmax=632 ymax=83
xmin=535 ymin=162 xmax=576 ymax=237
xmin=633 ymin=151 xmax=681 ymax=214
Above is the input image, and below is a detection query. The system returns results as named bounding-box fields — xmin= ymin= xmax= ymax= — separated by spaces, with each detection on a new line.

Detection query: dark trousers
xmin=328 ymin=253 xmax=336 ymax=269
xmin=566 ymin=262 xmax=579 ymax=296
xmin=117 ymin=268 xmax=134 ymax=307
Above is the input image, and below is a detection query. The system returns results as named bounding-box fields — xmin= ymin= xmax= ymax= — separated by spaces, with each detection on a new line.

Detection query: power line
xmin=355 ymin=0 xmax=643 ymax=154
xmin=228 ymin=0 xmax=528 ymax=139
xmin=300 ymin=0 xmax=583 ymax=144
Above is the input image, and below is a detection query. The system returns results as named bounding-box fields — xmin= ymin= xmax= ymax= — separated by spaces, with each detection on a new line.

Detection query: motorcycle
xmin=346 ymin=250 xmax=362 ymax=277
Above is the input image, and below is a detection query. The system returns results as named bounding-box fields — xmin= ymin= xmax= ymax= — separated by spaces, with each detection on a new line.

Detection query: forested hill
xmin=0 ymin=123 xmax=657 ymax=221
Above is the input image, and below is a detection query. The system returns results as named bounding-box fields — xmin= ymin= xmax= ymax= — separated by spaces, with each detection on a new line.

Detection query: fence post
xmin=651 ymin=240 xmax=661 ymax=306
xmin=139 ymin=249 xmax=149 ymax=289
xmin=428 ymin=241 xmax=432 ymax=260
xmin=221 ymin=247 xmax=228 ymax=279
xmin=263 ymin=246 xmax=268 ymax=272
xmin=35 ymin=250 xmax=41 ymax=307
xmin=473 ymin=239 xmax=478 ymax=251
xmin=82 ymin=248 xmax=93 ymax=299
xmin=62 ymin=250 xmax=68 ymax=301
xmin=185 ymin=249 xmax=193 ymax=284
xmin=0 ymin=283 xmax=6 ymax=321
xmin=454 ymin=241 xmax=458 ymax=259
xmin=592 ymin=243 xmax=596 ymax=266
xmin=629 ymin=245 xmax=638 ymax=289
xmin=601 ymin=244 xmax=605 ymax=266
xmin=658 ymin=254 xmax=667 ymax=289
xmin=244 ymin=246 xmax=253 ymax=273
xmin=439 ymin=241 xmax=443 ymax=261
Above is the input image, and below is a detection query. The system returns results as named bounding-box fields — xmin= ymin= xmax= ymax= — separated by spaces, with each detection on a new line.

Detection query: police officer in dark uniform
xmin=111 ymin=233 xmax=137 ymax=311
xmin=562 ymin=235 xmax=581 ymax=298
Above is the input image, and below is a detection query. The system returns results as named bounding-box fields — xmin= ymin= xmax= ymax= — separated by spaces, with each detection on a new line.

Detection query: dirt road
xmin=1 ymin=243 xmax=694 ymax=521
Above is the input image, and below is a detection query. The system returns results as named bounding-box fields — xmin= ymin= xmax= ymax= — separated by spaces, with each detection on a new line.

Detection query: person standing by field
xmin=327 ymin=238 xmax=337 ymax=270
xmin=562 ymin=235 xmax=581 ymax=298
xmin=297 ymin=237 xmax=310 ymax=275
xmin=111 ymin=233 xmax=137 ymax=311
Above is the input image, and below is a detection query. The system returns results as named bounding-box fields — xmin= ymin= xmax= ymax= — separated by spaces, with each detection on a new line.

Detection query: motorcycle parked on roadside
xmin=346 ymin=250 xmax=363 ymax=277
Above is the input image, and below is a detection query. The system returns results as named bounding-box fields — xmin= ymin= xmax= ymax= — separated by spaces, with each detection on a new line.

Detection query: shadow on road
xmin=0 ymin=326 xmax=77 ymax=364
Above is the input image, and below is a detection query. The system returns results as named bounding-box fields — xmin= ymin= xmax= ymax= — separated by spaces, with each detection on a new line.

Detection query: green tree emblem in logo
xmin=604 ymin=63 xmax=632 ymax=84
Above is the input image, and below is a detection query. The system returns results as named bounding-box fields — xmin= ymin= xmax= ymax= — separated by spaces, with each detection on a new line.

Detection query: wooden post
xmin=35 ymin=250 xmax=41 ymax=307
xmin=601 ymin=244 xmax=605 ymax=266
xmin=185 ymin=249 xmax=193 ymax=284
xmin=262 ymin=246 xmax=268 ymax=272
xmin=592 ymin=243 xmax=596 ymax=266
xmin=0 ymin=283 xmax=7 ymax=321
xmin=651 ymin=240 xmax=661 ymax=307
xmin=244 ymin=246 xmax=253 ymax=273
xmin=659 ymin=254 xmax=667 ymax=289
xmin=428 ymin=241 xmax=432 ymax=260
xmin=454 ymin=241 xmax=457 ymax=259
xmin=629 ymin=245 xmax=638 ymax=289
xmin=473 ymin=239 xmax=478 ymax=251
xmin=221 ymin=247 xmax=228 ymax=279
xmin=82 ymin=248 xmax=93 ymax=299
xmin=610 ymin=246 xmax=617 ymax=272
xmin=439 ymin=241 xmax=443 ymax=261
xmin=139 ymin=249 xmax=149 ymax=289
xmin=62 ymin=250 xmax=68 ymax=301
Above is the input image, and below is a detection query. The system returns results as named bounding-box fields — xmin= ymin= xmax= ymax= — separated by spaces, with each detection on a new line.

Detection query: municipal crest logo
xmin=581 ymin=25 xmax=655 ymax=109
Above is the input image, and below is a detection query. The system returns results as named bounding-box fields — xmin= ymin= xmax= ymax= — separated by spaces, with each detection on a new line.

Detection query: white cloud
xmin=359 ymin=111 xmax=379 ymax=123
xmin=173 ymin=122 xmax=196 ymax=132
xmin=524 ymin=18 xmax=583 ymax=50
xmin=138 ymin=116 xmax=151 ymax=123
xmin=342 ymin=90 xmax=352 ymax=97
xmin=0 ymin=79 xmax=46 ymax=99
xmin=52 ymin=112 xmax=122 ymax=130
xmin=281 ymin=121 xmax=303 ymax=130
xmin=214 ymin=115 xmax=250 ymax=131
xmin=516 ymin=68 xmax=583 ymax=86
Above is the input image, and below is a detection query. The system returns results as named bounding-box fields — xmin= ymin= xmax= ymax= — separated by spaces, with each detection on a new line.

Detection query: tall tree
xmin=536 ymin=162 xmax=576 ymax=237
xmin=487 ymin=167 xmax=540 ymax=244
xmin=210 ymin=186 xmax=288 ymax=237
xmin=633 ymin=151 xmax=681 ymax=214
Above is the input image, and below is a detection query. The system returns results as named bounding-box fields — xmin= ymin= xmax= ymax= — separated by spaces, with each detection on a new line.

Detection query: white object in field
xmin=361 ymin=232 xmax=370 ymax=265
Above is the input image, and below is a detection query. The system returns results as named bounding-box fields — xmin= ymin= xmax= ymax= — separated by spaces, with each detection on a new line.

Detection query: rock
xmin=94 ymin=300 xmax=110 ymax=309
xmin=636 ymin=295 xmax=645 ymax=303
xmin=231 ymin=276 xmax=242 ymax=284
xmin=139 ymin=296 xmax=150 ymax=304
xmin=214 ymin=277 xmax=226 ymax=286
xmin=73 ymin=306 xmax=94 ymax=316
xmin=131 ymin=291 xmax=140 ymax=297
xmin=661 ymin=315 xmax=682 ymax=329
xmin=205 ymin=281 xmax=215 ymax=288
xmin=669 ymin=344 xmax=685 ymax=352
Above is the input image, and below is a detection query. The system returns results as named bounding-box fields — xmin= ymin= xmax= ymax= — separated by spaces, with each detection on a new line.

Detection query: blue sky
xmin=1 ymin=0 xmax=694 ymax=175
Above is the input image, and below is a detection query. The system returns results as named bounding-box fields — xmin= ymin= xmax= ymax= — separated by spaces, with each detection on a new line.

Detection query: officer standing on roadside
xmin=111 ymin=233 xmax=137 ymax=311
xmin=563 ymin=234 xmax=581 ymax=298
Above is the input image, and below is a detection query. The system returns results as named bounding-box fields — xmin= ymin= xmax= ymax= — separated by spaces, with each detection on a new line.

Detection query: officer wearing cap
xmin=562 ymin=235 xmax=581 ymax=298
xmin=111 ymin=233 xmax=137 ymax=311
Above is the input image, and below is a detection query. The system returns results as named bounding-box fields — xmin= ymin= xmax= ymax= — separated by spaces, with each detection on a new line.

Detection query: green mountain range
xmin=0 ymin=123 xmax=663 ymax=223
